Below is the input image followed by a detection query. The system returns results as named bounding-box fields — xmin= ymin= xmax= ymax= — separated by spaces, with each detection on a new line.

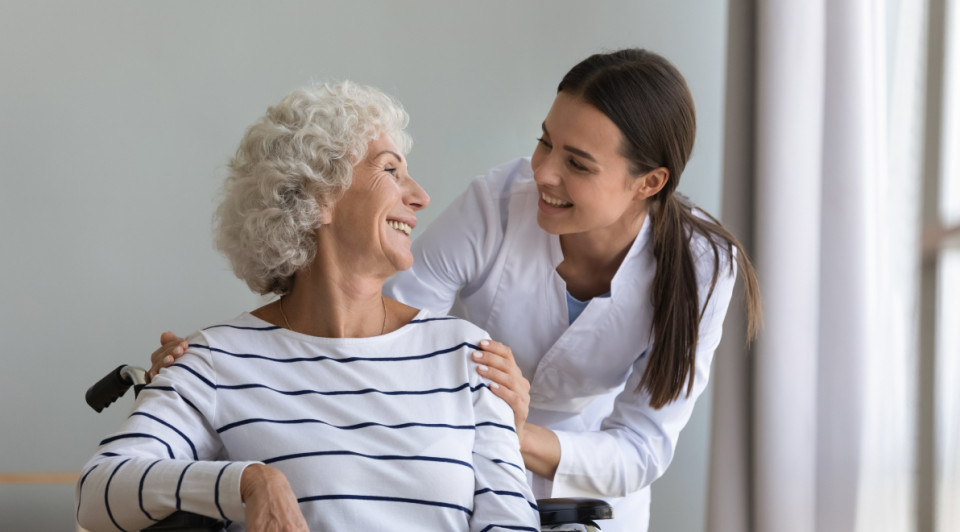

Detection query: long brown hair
xmin=559 ymin=49 xmax=761 ymax=409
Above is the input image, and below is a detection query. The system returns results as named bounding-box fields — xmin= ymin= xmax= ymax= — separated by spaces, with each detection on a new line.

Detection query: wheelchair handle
xmin=85 ymin=365 xmax=147 ymax=413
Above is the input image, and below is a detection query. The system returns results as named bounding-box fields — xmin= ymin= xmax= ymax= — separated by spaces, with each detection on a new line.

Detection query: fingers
xmin=472 ymin=340 xmax=518 ymax=376
xmin=483 ymin=372 xmax=530 ymax=436
xmin=475 ymin=339 xmax=515 ymax=361
xmin=472 ymin=338 xmax=531 ymax=432
xmin=146 ymin=332 xmax=188 ymax=382
xmin=482 ymin=374 xmax=530 ymax=411
xmin=472 ymin=341 xmax=527 ymax=391
xmin=474 ymin=361 xmax=526 ymax=394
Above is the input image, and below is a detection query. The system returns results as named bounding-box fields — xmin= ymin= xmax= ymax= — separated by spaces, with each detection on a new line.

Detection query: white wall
xmin=0 ymin=1 xmax=728 ymax=530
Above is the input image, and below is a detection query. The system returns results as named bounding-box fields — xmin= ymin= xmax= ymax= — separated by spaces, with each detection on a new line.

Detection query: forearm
xmin=78 ymin=349 xmax=251 ymax=529
xmin=76 ymin=455 xmax=250 ymax=531
xmin=519 ymin=423 xmax=561 ymax=480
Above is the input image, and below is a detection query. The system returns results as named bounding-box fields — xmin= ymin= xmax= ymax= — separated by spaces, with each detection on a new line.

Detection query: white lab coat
xmin=385 ymin=158 xmax=736 ymax=531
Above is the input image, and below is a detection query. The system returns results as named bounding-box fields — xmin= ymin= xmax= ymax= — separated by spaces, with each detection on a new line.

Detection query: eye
xmin=536 ymin=137 xmax=552 ymax=150
xmin=384 ymin=167 xmax=399 ymax=177
xmin=567 ymin=158 xmax=588 ymax=172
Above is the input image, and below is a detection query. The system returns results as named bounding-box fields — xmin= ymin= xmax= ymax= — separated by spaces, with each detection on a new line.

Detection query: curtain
xmin=706 ymin=0 xmax=926 ymax=531
xmin=935 ymin=2 xmax=960 ymax=530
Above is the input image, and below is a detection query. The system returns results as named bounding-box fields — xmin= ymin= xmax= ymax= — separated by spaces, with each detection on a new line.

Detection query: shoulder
xmin=467 ymin=158 xmax=536 ymax=208
xmin=475 ymin=157 xmax=534 ymax=192
xmin=421 ymin=158 xmax=534 ymax=241
xmin=187 ymin=313 xmax=281 ymax=355
xmin=406 ymin=309 xmax=489 ymax=342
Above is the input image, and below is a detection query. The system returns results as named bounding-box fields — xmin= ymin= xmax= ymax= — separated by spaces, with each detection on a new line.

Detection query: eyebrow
xmin=372 ymin=150 xmax=405 ymax=163
xmin=541 ymin=122 xmax=597 ymax=163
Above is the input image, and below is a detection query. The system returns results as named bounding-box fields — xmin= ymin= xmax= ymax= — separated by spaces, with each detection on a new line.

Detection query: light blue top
xmin=566 ymin=290 xmax=610 ymax=324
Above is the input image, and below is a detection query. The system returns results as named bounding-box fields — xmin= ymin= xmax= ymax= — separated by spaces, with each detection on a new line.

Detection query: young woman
xmin=151 ymin=49 xmax=761 ymax=531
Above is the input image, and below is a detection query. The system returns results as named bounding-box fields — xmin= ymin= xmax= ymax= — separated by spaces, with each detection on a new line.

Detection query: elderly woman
xmin=75 ymin=82 xmax=539 ymax=531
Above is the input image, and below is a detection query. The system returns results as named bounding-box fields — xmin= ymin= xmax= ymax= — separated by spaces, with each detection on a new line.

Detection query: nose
xmin=532 ymin=152 xmax=561 ymax=187
xmin=404 ymin=175 xmax=430 ymax=211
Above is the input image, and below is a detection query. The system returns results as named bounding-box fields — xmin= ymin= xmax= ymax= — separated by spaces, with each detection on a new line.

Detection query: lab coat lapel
xmin=529 ymin=216 xmax=655 ymax=413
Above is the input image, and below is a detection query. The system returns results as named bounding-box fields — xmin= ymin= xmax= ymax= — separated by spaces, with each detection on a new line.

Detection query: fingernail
xmin=479 ymin=340 xmax=490 ymax=346
xmin=491 ymin=382 xmax=500 ymax=389
xmin=478 ymin=365 xmax=488 ymax=372
xmin=164 ymin=355 xmax=173 ymax=364
xmin=473 ymin=351 xmax=483 ymax=359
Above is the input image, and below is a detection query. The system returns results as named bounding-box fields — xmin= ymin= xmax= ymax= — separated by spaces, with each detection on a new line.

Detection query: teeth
xmin=541 ymin=192 xmax=572 ymax=207
xmin=388 ymin=220 xmax=412 ymax=236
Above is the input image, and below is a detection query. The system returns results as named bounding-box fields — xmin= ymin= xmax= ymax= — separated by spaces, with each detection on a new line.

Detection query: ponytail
xmin=643 ymin=193 xmax=761 ymax=408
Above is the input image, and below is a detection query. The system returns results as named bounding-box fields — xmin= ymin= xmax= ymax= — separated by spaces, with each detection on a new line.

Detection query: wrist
xmin=241 ymin=463 xmax=286 ymax=503
xmin=520 ymin=424 xmax=561 ymax=480
xmin=519 ymin=422 xmax=533 ymax=450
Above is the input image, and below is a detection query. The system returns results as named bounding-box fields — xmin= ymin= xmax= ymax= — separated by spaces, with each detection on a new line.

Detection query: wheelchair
xmin=86 ymin=365 xmax=613 ymax=532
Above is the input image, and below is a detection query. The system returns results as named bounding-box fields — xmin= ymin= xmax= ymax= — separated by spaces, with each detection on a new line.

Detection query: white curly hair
xmin=215 ymin=81 xmax=412 ymax=295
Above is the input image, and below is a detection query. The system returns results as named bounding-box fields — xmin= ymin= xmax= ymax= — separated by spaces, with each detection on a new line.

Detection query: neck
xmin=556 ymin=207 xmax=647 ymax=299
xmin=282 ymin=274 xmax=386 ymax=338
xmin=561 ymin=206 xmax=646 ymax=270
xmin=259 ymin=240 xmax=392 ymax=338
xmin=275 ymin=225 xmax=398 ymax=338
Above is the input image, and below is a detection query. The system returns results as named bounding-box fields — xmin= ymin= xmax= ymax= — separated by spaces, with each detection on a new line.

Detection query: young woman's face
xmin=531 ymin=92 xmax=647 ymax=238
xmin=326 ymin=133 xmax=430 ymax=276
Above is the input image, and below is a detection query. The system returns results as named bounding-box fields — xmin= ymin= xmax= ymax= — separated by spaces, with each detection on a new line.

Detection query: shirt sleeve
xmin=384 ymin=171 xmax=506 ymax=315
xmin=468 ymin=351 xmax=541 ymax=531
xmin=75 ymin=334 xmax=259 ymax=531
xmin=551 ymin=250 xmax=738 ymax=498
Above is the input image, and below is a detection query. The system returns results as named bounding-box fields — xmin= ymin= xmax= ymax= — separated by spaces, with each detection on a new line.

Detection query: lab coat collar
xmin=546 ymin=212 xmax=653 ymax=299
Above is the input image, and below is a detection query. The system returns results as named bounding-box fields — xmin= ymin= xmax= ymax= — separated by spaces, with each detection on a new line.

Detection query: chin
xmin=536 ymin=212 xmax=565 ymax=235
xmin=390 ymin=253 xmax=414 ymax=272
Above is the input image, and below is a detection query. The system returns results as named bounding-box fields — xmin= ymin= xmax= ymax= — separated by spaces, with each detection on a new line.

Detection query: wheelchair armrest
xmin=143 ymin=511 xmax=224 ymax=531
xmin=537 ymin=497 xmax=614 ymax=526
xmin=138 ymin=499 xmax=613 ymax=530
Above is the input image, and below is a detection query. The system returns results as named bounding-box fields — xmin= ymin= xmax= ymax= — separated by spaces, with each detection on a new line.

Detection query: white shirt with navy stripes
xmin=76 ymin=309 xmax=539 ymax=532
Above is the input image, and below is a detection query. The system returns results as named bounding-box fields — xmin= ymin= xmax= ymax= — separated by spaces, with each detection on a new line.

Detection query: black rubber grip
xmin=537 ymin=497 xmax=614 ymax=526
xmin=143 ymin=511 xmax=224 ymax=531
xmin=85 ymin=365 xmax=134 ymax=413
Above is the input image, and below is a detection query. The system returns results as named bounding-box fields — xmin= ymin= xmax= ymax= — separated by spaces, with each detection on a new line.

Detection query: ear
xmin=318 ymin=206 xmax=333 ymax=225
xmin=314 ymin=195 xmax=334 ymax=226
xmin=632 ymin=167 xmax=669 ymax=201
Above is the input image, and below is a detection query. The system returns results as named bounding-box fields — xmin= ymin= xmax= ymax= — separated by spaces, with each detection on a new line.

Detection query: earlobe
xmin=318 ymin=211 xmax=333 ymax=225
xmin=314 ymin=196 xmax=334 ymax=225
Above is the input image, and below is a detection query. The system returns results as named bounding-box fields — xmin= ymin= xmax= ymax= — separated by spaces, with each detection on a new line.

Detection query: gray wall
xmin=0 ymin=2 xmax=728 ymax=530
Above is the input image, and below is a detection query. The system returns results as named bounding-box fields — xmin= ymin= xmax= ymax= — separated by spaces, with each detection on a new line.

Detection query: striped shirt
xmin=76 ymin=310 xmax=539 ymax=531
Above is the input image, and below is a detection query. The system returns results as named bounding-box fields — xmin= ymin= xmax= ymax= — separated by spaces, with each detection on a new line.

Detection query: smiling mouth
xmin=387 ymin=220 xmax=412 ymax=236
xmin=541 ymin=192 xmax=573 ymax=208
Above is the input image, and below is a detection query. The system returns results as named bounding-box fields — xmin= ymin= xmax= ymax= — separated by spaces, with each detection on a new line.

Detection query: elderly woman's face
xmin=324 ymin=133 xmax=430 ymax=276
